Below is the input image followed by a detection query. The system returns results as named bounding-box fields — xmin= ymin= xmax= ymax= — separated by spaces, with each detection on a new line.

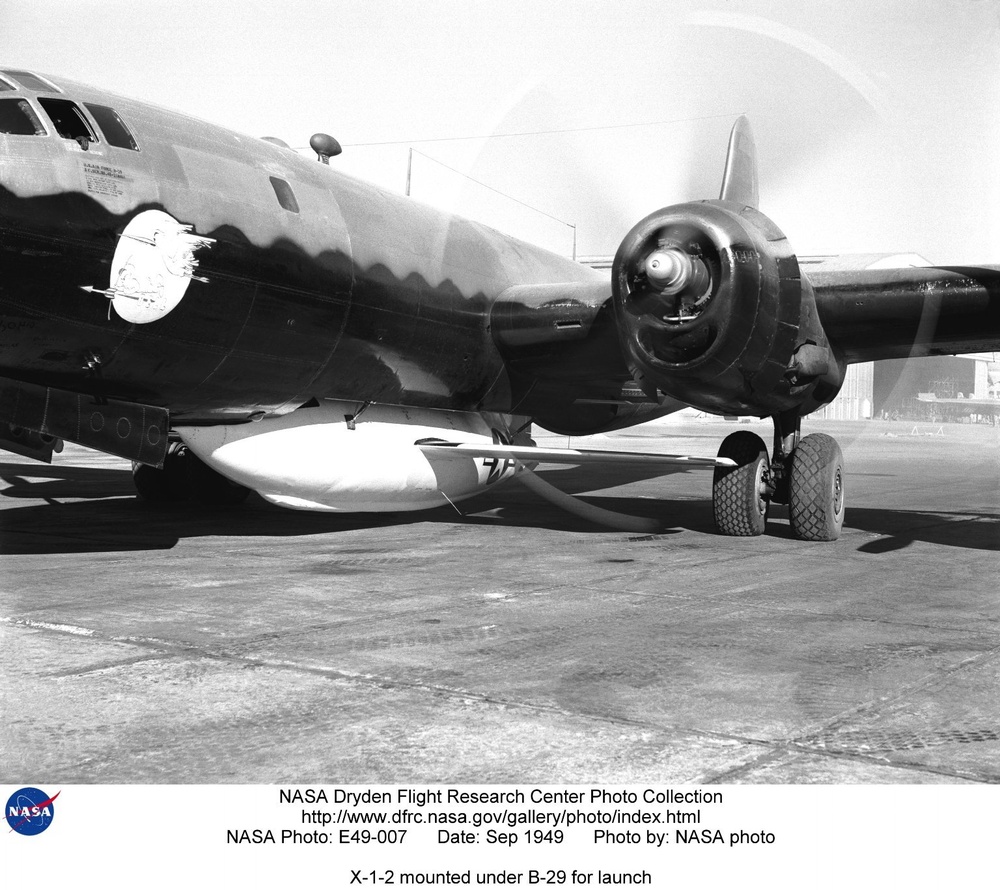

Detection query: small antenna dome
xmin=309 ymin=133 xmax=342 ymax=164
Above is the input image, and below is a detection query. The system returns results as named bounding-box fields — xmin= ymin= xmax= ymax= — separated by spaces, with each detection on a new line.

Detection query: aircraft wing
xmin=417 ymin=440 xmax=735 ymax=468
xmin=916 ymin=393 xmax=1000 ymax=413
xmin=810 ymin=263 xmax=1000 ymax=364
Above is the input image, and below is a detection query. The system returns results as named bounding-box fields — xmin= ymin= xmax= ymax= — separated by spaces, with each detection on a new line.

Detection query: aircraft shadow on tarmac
xmin=0 ymin=461 xmax=685 ymax=554
xmin=1 ymin=461 xmax=996 ymax=555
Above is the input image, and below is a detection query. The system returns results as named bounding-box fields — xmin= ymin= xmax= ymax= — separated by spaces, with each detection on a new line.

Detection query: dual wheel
xmin=132 ymin=442 xmax=251 ymax=505
xmin=712 ymin=431 xmax=845 ymax=541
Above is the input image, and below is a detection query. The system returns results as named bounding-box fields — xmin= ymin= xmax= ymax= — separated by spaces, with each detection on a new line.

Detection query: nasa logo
xmin=6 ymin=787 xmax=60 ymax=836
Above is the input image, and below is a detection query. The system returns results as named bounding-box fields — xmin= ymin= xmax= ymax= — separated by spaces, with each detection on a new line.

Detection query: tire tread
xmin=713 ymin=431 xmax=768 ymax=537
xmin=789 ymin=433 xmax=844 ymax=542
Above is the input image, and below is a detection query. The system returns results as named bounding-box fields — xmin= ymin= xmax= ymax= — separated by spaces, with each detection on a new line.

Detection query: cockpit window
xmin=0 ymin=75 xmax=15 ymax=92
xmin=2 ymin=70 xmax=60 ymax=93
xmin=37 ymin=97 xmax=98 ymax=145
xmin=85 ymin=103 xmax=139 ymax=151
xmin=0 ymin=98 xmax=47 ymax=136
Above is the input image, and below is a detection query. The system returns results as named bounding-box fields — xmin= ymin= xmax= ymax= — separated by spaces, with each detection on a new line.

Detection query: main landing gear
xmin=132 ymin=441 xmax=251 ymax=505
xmin=712 ymin=410 xmax=845 ymax=541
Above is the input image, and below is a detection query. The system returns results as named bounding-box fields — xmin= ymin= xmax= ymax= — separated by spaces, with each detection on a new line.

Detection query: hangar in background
xmin=810 ymin=354 xmax=998 ymax=421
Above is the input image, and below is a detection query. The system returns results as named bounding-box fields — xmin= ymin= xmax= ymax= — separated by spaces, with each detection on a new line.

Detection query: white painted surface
xmin=177 ymin=401 xmax=519 ymax=512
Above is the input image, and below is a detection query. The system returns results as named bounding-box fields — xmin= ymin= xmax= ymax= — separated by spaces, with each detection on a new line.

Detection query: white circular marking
xmin=108 ymin=210 xmax=213 ymax=324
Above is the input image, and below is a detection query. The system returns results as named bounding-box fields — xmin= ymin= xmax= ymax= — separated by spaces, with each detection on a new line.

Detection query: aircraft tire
xmin=187 ymin=451 xmax=252 ymax=505
xmin=789 ymin=433 xmax=845 ymax=542
xmin=713 ymin=431 xmax=769 ymax=536
xmin=132 ymin=461 xmax=178 ymax=501
xmin=132 ymin=442 xmax=189 ymax=502
xmin=132 ymin=443 xmax=250 ymax=505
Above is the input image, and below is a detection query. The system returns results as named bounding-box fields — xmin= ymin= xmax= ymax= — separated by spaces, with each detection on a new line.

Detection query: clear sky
xmin=2 ymin=0 xmax=998 ymax=262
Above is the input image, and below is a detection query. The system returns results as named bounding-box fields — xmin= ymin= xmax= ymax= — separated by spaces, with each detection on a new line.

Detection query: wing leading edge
xmin=418 ymin=439 xmax=734 ymax=533
xmin=812 ymin=264 xmax=1000 ymax=364
xmin=417 ymin=441 xmax=735 ymax=469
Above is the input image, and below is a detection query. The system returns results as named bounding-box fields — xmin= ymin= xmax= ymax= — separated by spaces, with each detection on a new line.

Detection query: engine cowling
xmin=612 ymin=200 xmax=842 ymax=416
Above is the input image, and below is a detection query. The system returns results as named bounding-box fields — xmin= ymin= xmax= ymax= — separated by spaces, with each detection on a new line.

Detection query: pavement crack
xmin=41 ymin=653 xmax=168 ymax=678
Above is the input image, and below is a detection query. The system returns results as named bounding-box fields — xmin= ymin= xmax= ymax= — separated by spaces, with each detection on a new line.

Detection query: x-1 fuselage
xmin=0 ymin=70 xmax=619 ymax=428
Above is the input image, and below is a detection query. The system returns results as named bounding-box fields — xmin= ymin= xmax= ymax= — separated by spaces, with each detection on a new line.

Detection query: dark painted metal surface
xmin=612 ymin=200 xmax=842 ymax=417
xmin=0 ymin=70 xmax=611 ymax=431
xmin=2 ymin=69 xmax=1000 ymax=454
xmin=812 ymin=266 xmax=1000 ymax=363
xmin=0 ymin=375 xmax=168 ymax=465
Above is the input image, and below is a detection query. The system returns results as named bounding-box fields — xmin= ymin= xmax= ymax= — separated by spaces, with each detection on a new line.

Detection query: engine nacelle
xmin=613 ymin=201 xmax=842 ymax=416
xmin=177 ymin=401 xmax=523 ymax=512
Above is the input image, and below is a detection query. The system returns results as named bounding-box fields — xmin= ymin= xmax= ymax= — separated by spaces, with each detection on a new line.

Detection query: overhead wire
xmin=408 ymin=148 xmax=575 ymax=230
xmin=340 ymin=111 xmax=746 ymax=148
xmin=290 ymin=111 xmax=745 ymax=259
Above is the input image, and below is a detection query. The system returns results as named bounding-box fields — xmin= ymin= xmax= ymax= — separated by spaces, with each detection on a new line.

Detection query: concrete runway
xmin=2 ymin=417 xmax=998 ymax=784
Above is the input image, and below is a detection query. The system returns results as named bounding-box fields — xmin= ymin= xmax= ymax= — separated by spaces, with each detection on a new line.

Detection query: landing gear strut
xmin=712 ymin=410 xmax=845 ymax=541
xmin=132 ymin=441 xmax=251 ymax=505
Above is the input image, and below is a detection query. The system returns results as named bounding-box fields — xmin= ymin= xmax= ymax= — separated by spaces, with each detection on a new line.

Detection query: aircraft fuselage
xmin=0 ymin=71 xmax=606 ymax=425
